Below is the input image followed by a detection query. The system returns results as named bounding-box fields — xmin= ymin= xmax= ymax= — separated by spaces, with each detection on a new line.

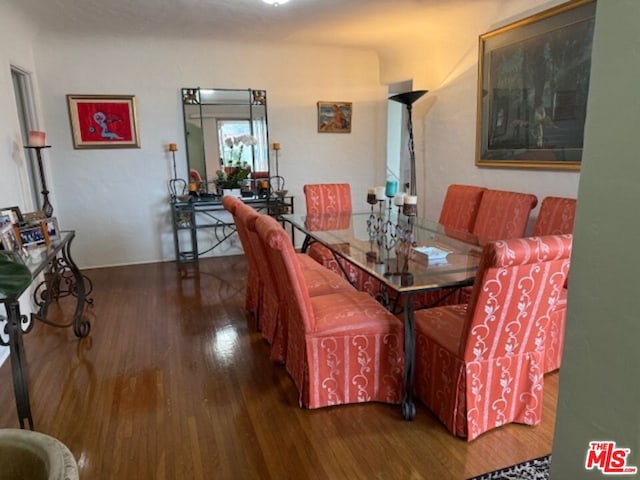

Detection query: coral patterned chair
xmin=456 ymin=188 xmax=539 ymax=305
xmin=223 ymin=196 xmax=322 ymax=322
xmin=408 ymin=184 xmax=486 ymax=308
xmin=438 ymin=184 xmax=486 ymax=234
xmin=303 ymin=183 xmax=352 ymax=272
xmin=242 ymin=207 xmax=354 ymax=363
xmin=472 ymin=189 xmax=538 ymax=243
xmin=256 ymin=214 xmax=404 ymax=409
xmin=533 ymin=196 xmax=577 ymax=373
xmin=413 ymin=235 xmax=572 ymax=440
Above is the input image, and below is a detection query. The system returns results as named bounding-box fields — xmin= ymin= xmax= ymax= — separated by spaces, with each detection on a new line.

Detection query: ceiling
xmin=10 ymin=0 xmax=489 ymax=52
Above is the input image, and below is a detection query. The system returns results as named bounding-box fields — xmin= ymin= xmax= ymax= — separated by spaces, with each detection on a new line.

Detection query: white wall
xmin=31 ymin=36 xmax=386 ymax=268
xmin=377 ymin=0 xmax=581 ymax=223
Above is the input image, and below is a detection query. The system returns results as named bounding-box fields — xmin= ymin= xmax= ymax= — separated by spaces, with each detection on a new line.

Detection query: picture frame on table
xmin=18 ymin=223 xmax=46 ymax=248
xmin=317 ymin=101 xmax=352 ymax=133
xmin=66 ymin=94 xmax=140 ymax=149
xmin=475 ymin=0 xmax=596 ymax=170
xmin=0 ymin=206 xmax=23 ymax=224
xmin=22 ymin=210 xmax=47 ymax=224
xmin=41 ymin=217 xmax=60 ymax=243
xmin=0 ymin=224 xmax=21 ymax=253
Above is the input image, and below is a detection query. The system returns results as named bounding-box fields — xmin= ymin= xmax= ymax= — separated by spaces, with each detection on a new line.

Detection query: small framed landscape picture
xmin=317 ymin=101 xmax=352 ymax=133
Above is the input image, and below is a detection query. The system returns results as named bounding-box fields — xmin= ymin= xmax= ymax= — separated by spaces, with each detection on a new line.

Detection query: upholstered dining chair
xmin=303 ymin=183 xmax=353 ymax=272
xmin=222 ymin=196 xmax=260 ymax=318
xmin=533 ymin=196 xmax=577 ymax=372
xmin=438 ymin=184 xmax=486 ymax=234
xmin=223 ymin=196 xmax=322 ymax=322
xmin=413 ymin=234 xmax=572 ymax=441
xmin=242 ymin=206 xmax=355 ymax=363
xmin=472 ymin=188 xmax=538 ymax=243
xmin=256 ymin=214 xmax=404 ymax=409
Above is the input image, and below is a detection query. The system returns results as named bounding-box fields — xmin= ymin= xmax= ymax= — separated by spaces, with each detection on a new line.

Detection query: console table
xmin=171 ymin=195 xmax=294 ymax=264
xmin=0 ymin=231 xmax=92 ymax=429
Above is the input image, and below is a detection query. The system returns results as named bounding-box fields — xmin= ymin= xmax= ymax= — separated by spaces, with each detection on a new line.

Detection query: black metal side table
xmin=0 ymin=230 xmax=93 ymax=429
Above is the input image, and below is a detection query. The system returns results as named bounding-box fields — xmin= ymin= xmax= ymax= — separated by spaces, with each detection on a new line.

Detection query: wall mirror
xmin=181 ymin=87 xmax=269 ymax=193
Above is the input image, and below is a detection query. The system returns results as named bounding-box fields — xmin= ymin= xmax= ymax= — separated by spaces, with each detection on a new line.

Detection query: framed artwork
xmin=0 ymin=206 xmax=23 ymax=224
xmin=0 ymin=224 xmax=21 ymax=252
xmin=476 ymin=0 xmax=596 ymax=170
xmin=317 ymin=101 xmax=352 ymax=133
xmin=18 ymin=224 xmax=46 ymax=247
xmin=67 ymin=94 xmax=140 ymax=149
xmin=22 ymin=210 xmax=47 ymax=224
xmin=42 ymin=217 xmax=61 ymax=243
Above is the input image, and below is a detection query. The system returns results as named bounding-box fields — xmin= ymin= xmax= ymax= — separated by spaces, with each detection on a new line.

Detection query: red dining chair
xmin=242 ymin=208 xmax=354 ymax=363
xmin=413 ymin=234 xmax=572 ymax=440
xmin=222 ymin=196 xmax=260 ymax=318
xmin=455 ymin=188 xmax=539 ymax=305
xmin=438 ymin=184 xmax=487 ymax=234
xmin=223 ymin=196 xmax=323 ymax=322
xmin=256 ymin=214 xmax=404 ymax=409
xmin=533 ymin=196 xmax=577 ymax=372
xmin=472 ymin=188 xmax=538 ymax=243
xmin=303 ymin=183 xmax=353 ymax=272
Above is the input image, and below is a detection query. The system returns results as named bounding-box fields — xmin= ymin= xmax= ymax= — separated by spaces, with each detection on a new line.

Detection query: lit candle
xmin=385 ymin=180 xmax=398 ymax=198
xmin=374 ymin=186 xmax=386 ymax=201
xmin=393 ymin=192 xmax=406 ymax=207
xmin=169 ymin=143 xmax=178 ymax=152
xmin=28 ymin=131 xmax=46 ymax=147
xmin=272 ymin=142 xmax=281 ymax=151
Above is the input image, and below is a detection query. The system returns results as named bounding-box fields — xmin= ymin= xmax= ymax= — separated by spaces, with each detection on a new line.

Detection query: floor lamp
xmin=388 ymin=90 xmax=428 ymax=196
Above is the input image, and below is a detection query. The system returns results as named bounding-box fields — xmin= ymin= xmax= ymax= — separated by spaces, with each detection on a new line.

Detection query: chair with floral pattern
xmin=533 ymin=196 xmax=577 ymax=372
xmin=413 ymin=234 xmax=572 ymax=440
xmin=256 ymin=214 xmax=404 ymax=409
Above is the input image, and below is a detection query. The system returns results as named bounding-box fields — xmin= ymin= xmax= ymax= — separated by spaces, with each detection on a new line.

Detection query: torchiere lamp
xmin=388 ymin=90 xmax=428 ymax=196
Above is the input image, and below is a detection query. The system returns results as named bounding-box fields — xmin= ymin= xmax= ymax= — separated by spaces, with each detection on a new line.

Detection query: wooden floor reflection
xmin=0 ymin=255 xmax=558 ymax=479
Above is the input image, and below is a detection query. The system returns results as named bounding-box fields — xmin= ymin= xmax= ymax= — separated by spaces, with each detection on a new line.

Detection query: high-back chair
xmin=533 ymin=196 xmax=577 ymax=372
xmin=243 ymin=208 xmax=354 ymax=363
xmin=303 ymin=183 xmax=353 ymax=214
xmin=303 ymin=183 xmax=353 ymax=273
xmin=533 ymin=196 xmax=577 ymax=236
xmin=222 ymin=196 xmax=260 ymax=318
xmin=472 ymin=189 xmax=538 ymax=243
xmin=255 ymin=214 xmax=404 ymax=409
xmin=438 ymin=184 xmax=486 ymax=234
xmin=413 ymin=234 xmax=572 ymax=440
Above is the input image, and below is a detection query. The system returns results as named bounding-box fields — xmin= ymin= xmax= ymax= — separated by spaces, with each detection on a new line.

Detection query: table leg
xmin=5 ymin=301 xmax=34 ymax=430
xmin=402 ymin=295 xmax=416 ymax=420
xmin=62 ymin=238 xmax=91 ymax=338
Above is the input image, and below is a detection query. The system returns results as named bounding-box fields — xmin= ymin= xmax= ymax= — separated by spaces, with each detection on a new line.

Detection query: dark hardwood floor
xmin=0 ymin=255 xmax=558 ymax=479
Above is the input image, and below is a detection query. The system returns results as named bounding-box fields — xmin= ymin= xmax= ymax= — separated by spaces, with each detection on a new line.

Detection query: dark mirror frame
xmin=181 ymin=87 xmax=270 ymax=194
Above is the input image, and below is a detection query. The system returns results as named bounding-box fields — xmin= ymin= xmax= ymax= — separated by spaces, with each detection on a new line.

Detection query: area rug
xmin=468 ymin=454 xmax=550 ymax=480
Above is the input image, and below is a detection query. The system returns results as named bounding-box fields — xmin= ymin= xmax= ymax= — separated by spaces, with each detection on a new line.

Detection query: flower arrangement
xmin=215 ymin=162 xmax=252 ymax=190
xmin=223 ymin=134 xmax=258 ymax=166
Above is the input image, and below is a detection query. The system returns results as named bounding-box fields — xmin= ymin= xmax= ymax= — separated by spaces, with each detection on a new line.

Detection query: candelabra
xmin=24 ymin=145 xmax=53 ymax=217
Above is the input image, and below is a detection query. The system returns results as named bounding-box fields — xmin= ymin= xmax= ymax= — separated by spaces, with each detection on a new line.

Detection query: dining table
xmin=282 ymin=209 xmax=482 ymax=420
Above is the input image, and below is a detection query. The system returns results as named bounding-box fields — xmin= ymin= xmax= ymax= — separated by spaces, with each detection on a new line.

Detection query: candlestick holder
xmin=167 ymin=146 xmax=187 ymax=200
xmin=24 ymin=145 xmax=53 ymax=217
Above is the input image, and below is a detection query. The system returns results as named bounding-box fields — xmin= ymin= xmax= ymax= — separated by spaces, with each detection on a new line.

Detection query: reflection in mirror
xmin=181 ymin=88 xmax=269 ymax=194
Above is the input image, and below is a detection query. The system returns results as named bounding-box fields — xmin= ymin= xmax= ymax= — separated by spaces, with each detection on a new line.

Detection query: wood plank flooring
xmin=0 ymin=255 xmax=558 ymax=479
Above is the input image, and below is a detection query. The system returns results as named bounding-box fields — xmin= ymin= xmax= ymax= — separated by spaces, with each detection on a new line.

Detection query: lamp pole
xmin=24 ymin=145 xmax=53 ymax=217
